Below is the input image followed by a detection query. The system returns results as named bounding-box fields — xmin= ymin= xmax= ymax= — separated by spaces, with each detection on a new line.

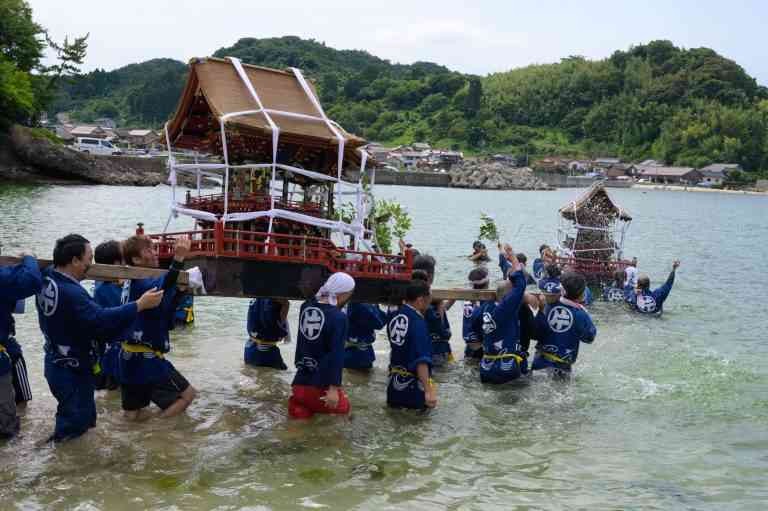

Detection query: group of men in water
xmin=0 ymin=233 xmax=680 ymax=441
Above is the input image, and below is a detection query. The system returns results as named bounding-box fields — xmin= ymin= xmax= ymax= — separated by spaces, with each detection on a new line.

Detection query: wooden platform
xmin=1 ymin=256 xmax=500 ymax=302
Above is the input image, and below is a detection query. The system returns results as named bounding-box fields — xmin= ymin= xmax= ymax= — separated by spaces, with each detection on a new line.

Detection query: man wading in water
xmin=0 ymin=253 xmax=42 ymax=439
xmin=626 ymin=260 xmax=681 ymax=315
xmin=119 ymin=236 xmax=197 ymax=420
xmin=386 ymin=271 xmax=438 ymax=410
xmin=37 ymin=234 xmax=163 ymax=441
xmin=289 ymin=272 xmax=355 ymax=419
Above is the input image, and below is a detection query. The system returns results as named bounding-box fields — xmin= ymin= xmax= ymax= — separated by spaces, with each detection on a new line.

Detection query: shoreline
xmin=634 ymin=183 xmax=767 ymax=196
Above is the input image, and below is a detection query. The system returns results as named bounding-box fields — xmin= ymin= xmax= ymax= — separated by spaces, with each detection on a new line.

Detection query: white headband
xmin=316 ymin=272 xmax=356 ymax=305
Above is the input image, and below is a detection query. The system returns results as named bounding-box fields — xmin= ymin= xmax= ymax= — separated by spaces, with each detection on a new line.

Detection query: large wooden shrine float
xmin=146 ymin=56 xmax=413 ymax=302
xmin=554 ymin=181 xmax=633 ymax=285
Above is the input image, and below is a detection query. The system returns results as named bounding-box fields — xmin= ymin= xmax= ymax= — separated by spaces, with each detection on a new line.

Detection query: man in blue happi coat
xmin=1 ymin=253 xmax=42 ymax=438
xmin=532 ymin=272 xmax=597 ymax=379
xmin=119 ymin=235 xmax=197 ymax=420
xmin=479 ymin=252 xmax=529 ymax=384
xmin=386 ymin=274 xmax=437 ymax=409
xmin=625 ymin=260 xmax=680 ymax=315
xmin=245 ymin=298 xmax=290 ymax=370
xmin=37 ymin=234 xmax=163 ymax=441
xmin=343 ymin=302 xmax=387 ymax=370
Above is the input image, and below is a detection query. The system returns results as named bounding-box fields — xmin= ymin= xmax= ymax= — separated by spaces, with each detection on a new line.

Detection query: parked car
xmin=74 ymin=137 xmax=122 ymax=156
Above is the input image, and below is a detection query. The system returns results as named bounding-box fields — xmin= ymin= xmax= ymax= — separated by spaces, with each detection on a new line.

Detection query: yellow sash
xmin=389 ymin=367 xmax=436 ymax=389
xmin=121 ymin=342 xmax=165 ymax=359
xmin=482 ymin=353 xmax=523 ymax=363
xmin=541 ymin=351 xmax=569 ymax=365
xmin=249 ymin=335 xmax=280 ymax=347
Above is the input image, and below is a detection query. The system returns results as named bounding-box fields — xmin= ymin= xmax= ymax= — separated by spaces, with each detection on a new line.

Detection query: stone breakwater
xmin=450 ymin=162 xmax=553 ymax=190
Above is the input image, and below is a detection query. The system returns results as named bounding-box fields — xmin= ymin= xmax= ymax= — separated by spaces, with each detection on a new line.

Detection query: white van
xmin=74 ymin=137 xmax=122 ymax=156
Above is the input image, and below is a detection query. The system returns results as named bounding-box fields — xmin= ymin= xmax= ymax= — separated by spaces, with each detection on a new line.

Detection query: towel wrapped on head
xmin=315 ymin=272 xmax=355 ymax=305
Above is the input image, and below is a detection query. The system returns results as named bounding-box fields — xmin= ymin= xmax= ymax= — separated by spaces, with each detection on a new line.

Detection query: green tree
xmin=464 ymin=77 xmax=482 ymax=117
xmin=0 ymin=0 xmax=44 ymax=72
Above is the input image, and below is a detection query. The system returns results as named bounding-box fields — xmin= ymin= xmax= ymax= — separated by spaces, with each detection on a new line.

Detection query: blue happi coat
xmin=36 ymin=268 xmax=137 ymax=440
xmin=344 ymin=303 xmax=387 ymax=369
xmin=386 ymin=304 xmax=433 ymax=409
xmin=245 ymin=298 xmax=288 ymax=370
xmin=293 ymin=301 xmax=348 ymax=387
xmin=532 ymin=299 xmax=596 ymax=373
xmin=119 ymin=271 xmax=180 ymax=385
xmin=602 ymin=285 xmax=626 ymax=302
xmin=93 ymin=280 xmax=128 ymax=381
xmin=624 ymin=271 xmax=676 ymax=315
xmin=425 ymin=303 xmax=452 ymax=365
xmin=0 ymin=256 xmax=42 ymax=377
xmin=479 ymin=270 xmax=527 ymax=384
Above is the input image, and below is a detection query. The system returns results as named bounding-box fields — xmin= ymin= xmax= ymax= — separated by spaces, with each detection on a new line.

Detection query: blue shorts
xmin=386 ymin=373 xmax=426 ymax=410
xmin=479 ymin=355 xmax=527 ymax=384
xmin=244 ymin=341 xmax=287 ymax=370
xmin=344 ymin=344 xmax=375 ymax=370
xmin=44 ymin=358 xmax=96 ymax=441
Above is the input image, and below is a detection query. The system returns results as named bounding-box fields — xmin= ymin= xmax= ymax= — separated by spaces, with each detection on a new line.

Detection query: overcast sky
xmin=28 ymin=0 xmax=768 ymax=85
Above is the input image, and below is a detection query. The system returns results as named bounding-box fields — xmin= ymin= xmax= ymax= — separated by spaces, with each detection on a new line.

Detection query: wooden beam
xmin=1 ymin=256 xmax=539 ymax=303
xmin=0 ymin=256 xmax=190 ymax=285
xmin=430 ymin=288 xmax=497 ymax=301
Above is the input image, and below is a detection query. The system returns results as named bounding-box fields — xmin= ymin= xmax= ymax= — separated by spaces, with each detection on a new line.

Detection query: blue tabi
xmin=425 ymin=304 xmax=452 ymax=366
xmin=602 ymin=285 xmax=626 ymax=302
xmin=93 ymin=280 xmax=128 ymax=386
xmin=245 ymin=298 xmax=288 ymax=370
xmin=532 ymin=298 xmax=596 ymax=376
xmin=293 ymin=301 xmax=348 ymax=387
xmin=532 ymin=258 xmax=545 ymax=280
xmin=119 ymin=272 xmax=179 ymax=385
xmin=625 ymin=271 xmax=676 ymax=315
xmin=479 ymin=270 xmax=528 ymax=384
xmin=343 ymin=303 xmax=387 ymax=370
xmin=0 ymin=256 xmax=42 ymax=378
xmin=36 ymin=268 xmax=137 ymax=440
xmin=386 ymin=304 xmax=433 ymax=409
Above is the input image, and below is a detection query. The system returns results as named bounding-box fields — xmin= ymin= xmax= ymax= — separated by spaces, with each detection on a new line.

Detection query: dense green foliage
xmin=484 ymin=42 xmax=768 ymax=169
xmin=0 ymin=0 xmax=88 ymax=128
xmin=49 ymin=58 xmax=187 ymax=125
xmin=0 ymin=0 xmax=44 ymax=127
xmin=41 ymin=36 xmax=768 ymax=171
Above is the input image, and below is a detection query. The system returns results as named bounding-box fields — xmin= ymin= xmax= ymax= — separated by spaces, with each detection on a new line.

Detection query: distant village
xmin=366 ymin=141 xmax=752 ymax=189
xmin=45 ymin=113 xmax=165 ymax=155
xmin=43 ymin=114 xmax=763 ymax=191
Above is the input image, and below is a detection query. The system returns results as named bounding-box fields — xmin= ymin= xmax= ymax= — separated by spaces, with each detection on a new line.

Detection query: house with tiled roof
xmin=697 ymin=163 xmax=741 ymax=186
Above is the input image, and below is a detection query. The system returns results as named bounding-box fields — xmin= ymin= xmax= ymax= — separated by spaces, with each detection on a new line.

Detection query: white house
xmin=697 ymin=163 xmax=741 ymax=186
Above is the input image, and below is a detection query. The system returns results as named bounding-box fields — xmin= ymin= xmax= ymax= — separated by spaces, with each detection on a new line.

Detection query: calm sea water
xmin=0 ymin=183 xmax=766 ymax=510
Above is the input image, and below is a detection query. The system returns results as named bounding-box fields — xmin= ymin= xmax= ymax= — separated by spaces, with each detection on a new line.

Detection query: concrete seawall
xmin=348 ymin=169 xmax=453 ymax=187
xmin=347 ymin=168 xmax=599 ymax=189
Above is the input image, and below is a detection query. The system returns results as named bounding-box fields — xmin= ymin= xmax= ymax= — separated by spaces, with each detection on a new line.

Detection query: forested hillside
xmin=47 ymin=37 xmax=768 ymax=170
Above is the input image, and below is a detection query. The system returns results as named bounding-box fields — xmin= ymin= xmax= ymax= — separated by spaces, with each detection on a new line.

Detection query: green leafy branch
xmin=478 ymin=213 xmax=499 ymax=242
